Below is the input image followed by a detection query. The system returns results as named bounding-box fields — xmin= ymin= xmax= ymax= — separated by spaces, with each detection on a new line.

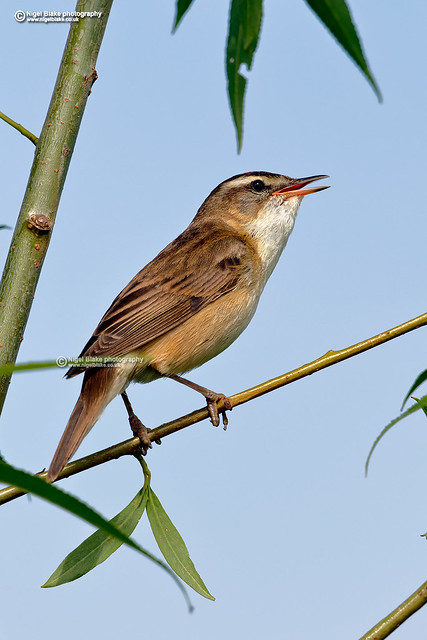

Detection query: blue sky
xmin=1 ymin=1 xmax=427 ymax=638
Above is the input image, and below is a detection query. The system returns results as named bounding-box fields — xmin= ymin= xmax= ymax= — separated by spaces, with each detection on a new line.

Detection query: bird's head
xmin=197 ymin=171 xmax=329 ymax=278
xmin=198 ymin=171 xmax=328 ymax=224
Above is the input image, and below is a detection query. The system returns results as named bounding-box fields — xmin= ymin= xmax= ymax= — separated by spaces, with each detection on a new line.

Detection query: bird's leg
xmin=121 ymin=391 xmax=161 ymax=453
xmin=168 ymin=374 xmax=232 ymax=429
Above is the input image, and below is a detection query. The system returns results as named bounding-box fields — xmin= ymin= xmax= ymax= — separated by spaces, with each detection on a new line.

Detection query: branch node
xmin=27 ymin=213 xmax=52 ymax=234
xmin=83 ymin=67 xmax=98 ymax=88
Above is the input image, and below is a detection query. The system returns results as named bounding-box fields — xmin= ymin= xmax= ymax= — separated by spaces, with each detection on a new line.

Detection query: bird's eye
xmin=251 ymin=179 xmax=266 ymax=193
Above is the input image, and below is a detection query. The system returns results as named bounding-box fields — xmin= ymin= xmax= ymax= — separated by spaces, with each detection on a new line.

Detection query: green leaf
xmin=365 ymin=395 xmax=427 ymax=475
xmin=401 ymin=370 xmax=427 ymax=409
xmin=226 ymin=0 xmax=263 ymax=151
xmin=0 ymin=360 xmax=60 ymax=375
xmin=0 ymin=460 xmax=147 ymax=555
xmin=42 ymin=487 xmax=149 ymax=587
xmin=147 ymin=488 xmax=215 ymax=601
xmin=173 ymin=0 xmax=195 ymax=32
xmin=0 ymin=225 xmax=11 ymax=230
xmin=39 ymin=458 xmax=194 ymax=610
xmin=304 ymin=0 xmax=381 ymax=101
xmin=0 ymin=356 xmax=146 ymax=376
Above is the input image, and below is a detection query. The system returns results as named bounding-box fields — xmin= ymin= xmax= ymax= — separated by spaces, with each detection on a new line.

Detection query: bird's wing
xmin=68 ymin=229 xmax=256 ymax=373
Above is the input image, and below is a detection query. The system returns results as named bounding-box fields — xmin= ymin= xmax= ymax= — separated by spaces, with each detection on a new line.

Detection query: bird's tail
xmin=46 ymin=367 xmax=128 ymax=482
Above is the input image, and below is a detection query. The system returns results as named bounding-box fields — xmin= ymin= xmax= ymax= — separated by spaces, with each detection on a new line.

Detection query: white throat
xmin=249 ymin=196 xmax=302 ymax=286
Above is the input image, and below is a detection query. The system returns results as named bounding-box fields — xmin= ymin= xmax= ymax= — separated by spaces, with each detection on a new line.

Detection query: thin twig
xmin=0 ymin=111 xmax=38 ymax=145
xmin=1 ymin=310 xmax=426 ymax=505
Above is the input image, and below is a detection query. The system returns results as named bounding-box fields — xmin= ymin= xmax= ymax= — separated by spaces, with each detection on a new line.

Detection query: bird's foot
xmin=121 ymin=391 xmax=161 ymax=454
xmin=204 ymin=391 xmax=232 ymax=430
xmin=168 ymin=375 xmax=232 ymax=430
xmin=128 ymin=414 xmax=153 ymax=455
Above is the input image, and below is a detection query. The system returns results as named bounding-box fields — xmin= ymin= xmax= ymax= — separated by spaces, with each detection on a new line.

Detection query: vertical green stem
xmin=0 ymin=0 xmax=113 ymax=413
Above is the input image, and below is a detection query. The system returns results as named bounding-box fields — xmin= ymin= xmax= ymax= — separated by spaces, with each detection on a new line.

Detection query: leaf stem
xmin=136 ymin=454 xmax=151 ymax=488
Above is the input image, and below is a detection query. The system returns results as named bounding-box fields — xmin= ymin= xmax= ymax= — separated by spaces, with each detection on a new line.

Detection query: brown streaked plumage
xmin=47 ymin=171 xmax=329 ymax=482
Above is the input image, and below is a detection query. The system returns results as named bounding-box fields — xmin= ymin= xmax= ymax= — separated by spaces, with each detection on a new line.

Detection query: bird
xmin=47 ymin=171 xmax=329 ymax=482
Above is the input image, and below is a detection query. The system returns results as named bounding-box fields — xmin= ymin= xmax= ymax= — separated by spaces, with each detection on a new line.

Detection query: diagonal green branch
xmin=0 ymin=311 xmax=426 ymax=505
xmin=0 ymin=111 xmax=38 ymax=145
xmin=0 ymin=0 xmax=113 ymax=415
xmin=359 ymin=579 xmax=427 ymax=639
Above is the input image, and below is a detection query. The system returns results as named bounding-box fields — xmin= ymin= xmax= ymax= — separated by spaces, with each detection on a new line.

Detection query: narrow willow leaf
xmin=0 ymin=356 xmax=141 ymax=376
xmin=42 ymin=488 xmax=149 ymax=587
xmin=0 ymin=360 xmax=59 ymax=375
xmin=226 ymin=0 xmax=263 ymax=151
xmin=147 ymin=488 xmax=215 ymax=601
xmin=304 ymin=0 xmax=381 ymax=100
xmin=0 ymin=225 xmax=11 ymax=229
xmin=401 ymin=370 xmax=427 ymax=410
xmin=173 ymin=0 xmax=195 ymax=32
xmin=365 ymin=395 xmax=427 ymax=475
xmin=0 ymin=461 xmax=146 ymax=554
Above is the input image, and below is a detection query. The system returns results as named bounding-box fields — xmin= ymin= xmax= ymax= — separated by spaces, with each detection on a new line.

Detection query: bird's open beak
xmin=272 ymin=174 xmax=330 ymax=198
